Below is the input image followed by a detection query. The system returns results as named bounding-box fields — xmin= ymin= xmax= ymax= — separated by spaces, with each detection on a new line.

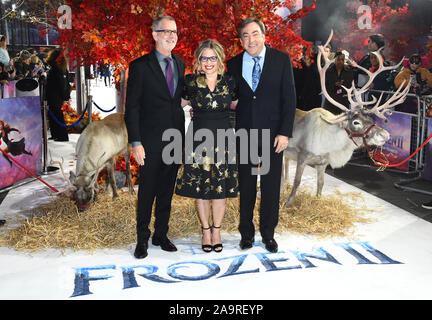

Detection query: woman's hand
xmin=181 ymin=98 xmax=190 ymax=108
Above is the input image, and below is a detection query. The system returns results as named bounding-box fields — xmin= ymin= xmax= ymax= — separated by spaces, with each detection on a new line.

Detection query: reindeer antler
xmin=49 ymin=151 xmax=76 ymax=195
xmin=318 ymin=30 xmax=410 ymax=123
xmin=317 ymin=29 xmax=351 ymax=116
xmin=347 ymin=49 xmax=405 ymax=96
xmin=365 ymin=79 xmax=411 ymax=120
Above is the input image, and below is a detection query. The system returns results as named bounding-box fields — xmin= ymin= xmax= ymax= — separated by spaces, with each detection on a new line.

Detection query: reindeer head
xmin=342 ymin=109 xmax=390 ymax=147
xmin=69 ymin=171 xmax=99 ymax=211
xmin=51 ymin=153 xmax=105 ymax=212
xmin=317 ymin=30 xmax=410 ymax=149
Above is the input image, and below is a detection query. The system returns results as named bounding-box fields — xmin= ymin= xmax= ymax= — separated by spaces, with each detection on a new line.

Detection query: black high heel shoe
xmin=211 ymin=225 xmax=223 ymax=253
xmin=201 ymin=226 xmax=212 ymax=253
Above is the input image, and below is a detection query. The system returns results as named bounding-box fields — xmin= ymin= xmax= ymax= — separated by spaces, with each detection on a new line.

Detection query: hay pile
xmin=0 ymin=186 xmax=374 ymax=253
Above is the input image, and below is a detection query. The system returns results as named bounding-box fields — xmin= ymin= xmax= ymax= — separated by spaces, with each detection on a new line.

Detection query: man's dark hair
xmin=238 ymin=17 xmax=266 ymax=37
xmin=369 ymin=34 xmax=385 ymax=49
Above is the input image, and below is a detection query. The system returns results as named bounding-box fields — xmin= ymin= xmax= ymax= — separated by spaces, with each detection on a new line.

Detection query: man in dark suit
xmin=227 ymin=18 xmax=296 ymax=253
xmin=124 ymin=16 xmax=185 ymax=259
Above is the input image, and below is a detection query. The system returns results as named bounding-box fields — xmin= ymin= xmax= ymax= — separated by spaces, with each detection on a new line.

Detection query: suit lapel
xmin=237 ymin=48 xmax=272 ymax=94
xmin=236 ymin=51 xmax=254 ymax=94
xmin=148 ymin=49 xmax=172 ymax=97
xmin=254 ymin=46 xmax=272 ymax=93
xmin=172 ymin=54 xmax=184 ymax=98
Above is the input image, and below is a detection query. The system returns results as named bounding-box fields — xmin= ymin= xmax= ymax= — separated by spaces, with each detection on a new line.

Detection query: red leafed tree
xmin=332 ymin=0 xmax=429 ymax=62
xmin=52 ymin=0 xmax=316 ymax=83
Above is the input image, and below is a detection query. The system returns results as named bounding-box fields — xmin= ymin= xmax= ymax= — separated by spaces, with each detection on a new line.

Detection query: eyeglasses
xmin=155 ymin=29 xmax=179 ymax=36
xmin=200 ymin=56 xmax=218 ymax=62
xmin=409 ymin=58 xmax=421 ymax=65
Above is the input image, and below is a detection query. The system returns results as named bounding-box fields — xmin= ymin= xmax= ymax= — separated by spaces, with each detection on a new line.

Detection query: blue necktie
xmin=252 ymin=56 xmax=261 ymax=92
xmin=164 ymin=57 xmax=174 ymax=97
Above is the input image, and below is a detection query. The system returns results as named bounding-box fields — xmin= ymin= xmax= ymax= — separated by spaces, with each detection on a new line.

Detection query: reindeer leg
xmin=280 ymin=153 xmax=290 ymax=194
xmin=316 ymin=163 xmax=328 ymax=197
xmin=108 ymin=159 xmax=118 ymax=200
xmin=285 ymin=158 xmax=307 ymax=207
xmin=125 ymin=145 xmax=135 ymax=195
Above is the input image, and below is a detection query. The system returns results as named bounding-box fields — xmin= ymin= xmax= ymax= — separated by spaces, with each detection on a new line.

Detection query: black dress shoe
xmin=152 ymin=237 xmax=177 ymax=252
xmin=134 ymin=243 xmax=148 ymax=259
xmin=263 ymin=239 xmax=278 ymax=253
xmin=239 ymin=238 xmax=254 ymax=250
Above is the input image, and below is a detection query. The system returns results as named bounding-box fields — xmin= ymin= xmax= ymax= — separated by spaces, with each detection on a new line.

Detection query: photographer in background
xmin=394 ymin=54 xmax=432 ymax=95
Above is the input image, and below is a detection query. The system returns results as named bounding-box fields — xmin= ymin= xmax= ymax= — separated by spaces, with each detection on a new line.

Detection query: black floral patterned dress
xmin=175 ymin=73 xmax=239 ymax=199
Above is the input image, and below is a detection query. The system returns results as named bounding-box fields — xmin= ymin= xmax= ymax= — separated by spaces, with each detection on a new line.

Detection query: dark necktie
xmin=252 ymin=56 xmax=262 ymax=92
xmin=164 ymin=57 xmax=175 ymax=97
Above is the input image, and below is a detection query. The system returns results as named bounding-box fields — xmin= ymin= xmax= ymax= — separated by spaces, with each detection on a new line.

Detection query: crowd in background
xmin=0 ymin=33 xmax=113 ymax=95
xmin=294 ymin=33 xmax=432 ymax=114
xmin=0 ymin=35 xmax=50 ymax=88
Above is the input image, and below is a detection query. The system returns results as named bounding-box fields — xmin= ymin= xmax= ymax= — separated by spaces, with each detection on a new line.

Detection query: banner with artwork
xmin=372 ymin=112 xmax=412 ymax=172
xmin=0 ymin=96 xmax=42 ymax=190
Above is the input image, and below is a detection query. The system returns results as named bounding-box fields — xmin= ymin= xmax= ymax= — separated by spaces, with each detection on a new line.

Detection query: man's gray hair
xmin=152 ymin=15 xmax=176 ymax=31
xmin=238 ymin=17 xmax=266 ymax=37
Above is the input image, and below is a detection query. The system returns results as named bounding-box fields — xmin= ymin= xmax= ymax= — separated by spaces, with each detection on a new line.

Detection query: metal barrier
xmin=370 ymin=89 xmax=423 ymax=173
xmin=40 ymin=82 xmax=59 ymax=175
xmin=354 ymin=89 xmax=432 ymax=195
xmin=346 ymin=90 xmax=423 ymax=175
xmin=393 ymin=94 xmax=432 ymax=195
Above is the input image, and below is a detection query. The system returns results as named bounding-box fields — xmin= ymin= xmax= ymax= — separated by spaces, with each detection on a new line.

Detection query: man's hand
xmin=132 ymin=145 xmax=146 ymax=166
xmin=274 ymin=135 xmax=289 ymax=154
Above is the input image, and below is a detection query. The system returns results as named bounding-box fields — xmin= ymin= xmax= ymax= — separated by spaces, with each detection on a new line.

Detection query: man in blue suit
xmin=227 ymin=18 xmax=297 ymax=253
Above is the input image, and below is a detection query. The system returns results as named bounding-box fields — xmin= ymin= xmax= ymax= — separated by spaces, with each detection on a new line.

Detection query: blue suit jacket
xmin=227 ymin=46 xmax=297 ymax=139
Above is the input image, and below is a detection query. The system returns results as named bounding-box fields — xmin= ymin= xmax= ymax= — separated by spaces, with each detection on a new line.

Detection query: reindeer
xmin=282 ymin=30 xmax=410 ymax=207
xmin=54 ymin=113 xmax=134 ymax=211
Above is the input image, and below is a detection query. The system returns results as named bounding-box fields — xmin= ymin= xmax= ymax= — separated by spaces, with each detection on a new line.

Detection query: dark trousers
xmin=136 ymin=152 xmax=178 ymax=244
xmin=48 ymin=103 xmax=69 ymax=140
xmin=238 ymin=149 xmax=283 ymax=241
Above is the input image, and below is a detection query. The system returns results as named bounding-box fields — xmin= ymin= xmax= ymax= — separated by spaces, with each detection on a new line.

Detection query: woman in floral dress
xmin=176 ymin=39 xmax=238 ymax=253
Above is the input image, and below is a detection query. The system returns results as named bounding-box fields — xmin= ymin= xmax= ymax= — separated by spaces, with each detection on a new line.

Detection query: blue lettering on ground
xmin=216 ymin=254 xmax=260 ymax=278
xmin=167 ymin=260 xmax=221 ymax=281
xmin=69 ymin=241 xmax=404 ymax=297
xmin=71 ymin=265 xmax=116 ymax=297
xmin=291 ymin=247 xmax=341 ymax=268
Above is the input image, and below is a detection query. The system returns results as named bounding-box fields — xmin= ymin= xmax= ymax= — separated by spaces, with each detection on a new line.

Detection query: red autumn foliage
xmin=49 ymin=0 xmax=316 ymax=83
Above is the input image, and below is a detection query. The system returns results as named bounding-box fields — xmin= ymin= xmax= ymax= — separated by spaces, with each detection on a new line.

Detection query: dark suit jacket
xmin=124 ymin=49 xmax=185 ymax=154
xmin=226 ymin=46 xmax=297 ymax=140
